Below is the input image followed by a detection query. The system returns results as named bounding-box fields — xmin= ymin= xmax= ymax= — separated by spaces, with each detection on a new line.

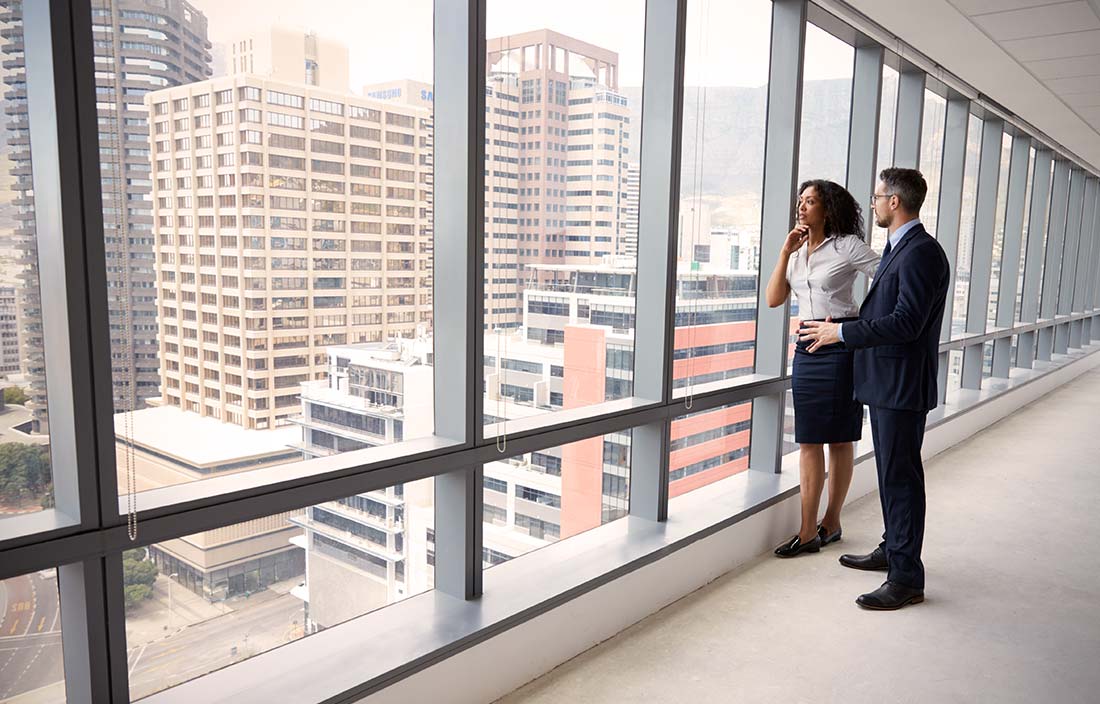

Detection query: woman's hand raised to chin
xmin=782 ymin=224 xmax=810 ymax=256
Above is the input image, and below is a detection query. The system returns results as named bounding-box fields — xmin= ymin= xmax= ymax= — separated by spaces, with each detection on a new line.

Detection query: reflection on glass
xmin=872 ymin=65 xmax=899 ymax=252
xmin=0 ymin=2 xmax=55 ymax=523
xmin=125 ymin=477 xmax=433 ymax=700
xmin=0 ymin=570 xmax=65 ymax=703
xmin=988 ymin=133 xmax=1013 ymax=329
xmin=92 ymin=0 xmax=435 ymax=499
xmin=482 ymin=431 xmax=631 ymax=564
xmin=919 ymin=91 xmax=946 ymax=236
xmin=952 ymin=114 xmax=984 ymax=338
xmin=673 ymin=0 xmax=771 ymax=391
xmin=670 ymin=401 xmax=751 ymax=497
xmin=482 ymin=1 xmax=644 ymax=429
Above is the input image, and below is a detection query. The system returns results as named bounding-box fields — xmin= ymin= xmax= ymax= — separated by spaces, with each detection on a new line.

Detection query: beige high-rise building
xmin=227 ymin=26 xmax=350 ymax=92
xmin=484 ymin=30 xmax=633 ymax=331
xmin=147 ymin=76 xmax=433 ymax=430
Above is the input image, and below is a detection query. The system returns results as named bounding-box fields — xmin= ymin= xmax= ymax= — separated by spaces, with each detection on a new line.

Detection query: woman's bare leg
xmin=798 ymin=443 xmax=826 ymax=542
xmin=822 ymin=442 xmax=854 ymax=534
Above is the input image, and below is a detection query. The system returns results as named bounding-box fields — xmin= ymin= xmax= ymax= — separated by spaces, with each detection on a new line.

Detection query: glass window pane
xmin=92 ymin=0 xmax=435 ymax=502
xmin=796 ymin=24 xmax=854 ymax=186
xmin=483 ymin=1 xmax=643 ymax=430
xmin=1033 ymin=158 xmax=1056 ymax=319
xmin=947 ymin=348 xmax=963 ymax=394
xmin=919 ymin=91 xmax=947 ymax=236
xmin=672 ymin=0 xmax=771 ymax=392
xmin=0 ymin=569 xmax=66 ymax=702
xmin=0 ymin=2 xmax=56 ymax=528
xmin=788 ymin=25 xmax=855 ymax=369
xmin=951 ymin=114 xmax=984 ymax=338
xmin=482 ymin=430 xmax=631 ymax=564
xmin=872 ymin=64 xmax=899 ymax=252
xmin=988 ymin=133 xmax=1013 ymax=329
xmin=670 ymin=401 xmax=751 ymax=498
xmin=124 ymin=477 xmax=433 ymax=699
xmin=1014 ymin=147 xmax=1037 ymax=324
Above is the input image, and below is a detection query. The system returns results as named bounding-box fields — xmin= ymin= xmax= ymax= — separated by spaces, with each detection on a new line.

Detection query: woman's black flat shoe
xmin=817 ymin=524 xmax=842 ymax=545
xmin=774 ymin=534 xmax=822 ymax=557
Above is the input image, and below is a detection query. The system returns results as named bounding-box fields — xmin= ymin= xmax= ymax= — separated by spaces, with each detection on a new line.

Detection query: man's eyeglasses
xmin=870 ymin=193 xmax=895 ymax=206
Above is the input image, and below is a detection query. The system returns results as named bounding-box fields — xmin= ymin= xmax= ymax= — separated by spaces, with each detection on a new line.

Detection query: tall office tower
xmin=484 ymin=30 xmax=633 ymax=330
xmin=148 ymin=76 xmax=433 ymax=430
xmin=226 ymin=26 xmax=350 ymax=93
xmin=620 ymin=162 xmax=640 ymax=258
xmin=0 ymin=1 xmax=45 ymax=429
xmin=92 ymin=1 xmax=212 ymax=423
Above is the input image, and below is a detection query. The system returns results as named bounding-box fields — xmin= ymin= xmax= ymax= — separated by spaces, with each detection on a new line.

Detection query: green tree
xmin=122 ymin=551 xmax=158 ymax=611
xmin=3 ymin=387 xmax=28 ymax=405
xmin=124 ymin=584 xmax=153 ymax=610
xmin=0 ymin=443 xmax=52 ymax=507
xmin=123 ymin=557 xmax=158 ymax=588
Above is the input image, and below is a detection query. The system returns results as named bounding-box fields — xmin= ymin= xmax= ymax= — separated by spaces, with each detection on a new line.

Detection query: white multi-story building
xmin=0 ymin=285 xmax=20 ymax=375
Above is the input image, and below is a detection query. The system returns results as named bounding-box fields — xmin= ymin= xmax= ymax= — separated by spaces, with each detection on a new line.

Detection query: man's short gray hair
xmin=879 ymin=167 xmax=928 ymax=213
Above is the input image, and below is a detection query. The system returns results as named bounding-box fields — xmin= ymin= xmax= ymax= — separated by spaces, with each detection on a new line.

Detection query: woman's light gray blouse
xmin=785 ymin=235 xmax=881 ymax=320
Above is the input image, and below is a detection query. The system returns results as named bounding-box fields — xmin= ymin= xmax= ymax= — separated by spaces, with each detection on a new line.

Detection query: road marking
xmin=147 ymin=645 xmax=183 ymax=661
xmin=128 ymin=643 xmax=148 ymax=676
xmin=36 ymin=617 xmax=45 ymax=633
xmin=8 ymin=620 xmax=17 ymax=635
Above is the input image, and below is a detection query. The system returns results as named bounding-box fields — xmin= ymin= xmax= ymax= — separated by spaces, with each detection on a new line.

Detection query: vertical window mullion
xmin=1053 ymin=168 xmax=1085 ymax=354
xmin=432 ymin=0 xmax=485 ymax=600
xmin=629 ymin=0 xmax=688 ymax=521
xmin=25 ymin=0 xmax=127 ymax=698
xmin=1036 ymin=159 xmax=1071 ymax=362
xmin=1086 ymin=184 xmax=1100 ymax=342
xmin=846 ymin=43 xmax=884 ymax=303
xmin=1015 ymin=149 xmax=1053 ymax=367
xmin=1069 ymin=177 xmax=1098 ymax=348
xmin=749 ymin=0 xmax=807 ymax=473
xmin=892 ymin=66 xmax=925 ymax=169
xmin=990 ymin=134 xmax=1031 ymax=378
xmin=960 ymin=119 xmax=1003 ymax=390
xmin=932 ymin=94 xmax=970 ymax=403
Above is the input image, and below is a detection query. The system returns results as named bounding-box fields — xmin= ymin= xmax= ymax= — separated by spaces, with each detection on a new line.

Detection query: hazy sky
xmin=190 ymin=0 xmax=855 ymax=92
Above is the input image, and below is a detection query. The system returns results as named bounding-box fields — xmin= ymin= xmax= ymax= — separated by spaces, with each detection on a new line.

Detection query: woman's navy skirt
xmin=792 ymin=317 xmax=863 ymax=444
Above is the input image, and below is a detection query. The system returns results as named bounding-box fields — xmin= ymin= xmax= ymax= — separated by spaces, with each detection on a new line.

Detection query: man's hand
xmin=799 ymin=317 xmax=839 ymax=353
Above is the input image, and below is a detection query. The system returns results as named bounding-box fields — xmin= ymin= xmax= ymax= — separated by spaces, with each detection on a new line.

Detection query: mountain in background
xmin=621 ymin=78 xmax=854 ymax=199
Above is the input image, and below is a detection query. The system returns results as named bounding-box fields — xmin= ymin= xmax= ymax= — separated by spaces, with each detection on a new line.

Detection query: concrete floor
xmin=497 ymin=368 xmax=1100 ymax=704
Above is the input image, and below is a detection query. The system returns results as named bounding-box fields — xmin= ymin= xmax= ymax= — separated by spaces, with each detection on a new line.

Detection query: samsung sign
xmin=365 ymin=88 xmax=435 ymax=103
xmin=367 ymin=88 xmax=403 ymax=100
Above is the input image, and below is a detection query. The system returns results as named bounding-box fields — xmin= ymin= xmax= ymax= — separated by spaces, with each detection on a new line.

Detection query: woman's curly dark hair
xmin=797 ymin=179 xmax=865 ymax=240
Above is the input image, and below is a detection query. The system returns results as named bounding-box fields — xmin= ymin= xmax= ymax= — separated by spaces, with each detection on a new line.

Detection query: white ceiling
xmin=848 ymin=0 xmax=1100 ymax=173
xmin=957 ymin=0 xmax=1100 ymax=132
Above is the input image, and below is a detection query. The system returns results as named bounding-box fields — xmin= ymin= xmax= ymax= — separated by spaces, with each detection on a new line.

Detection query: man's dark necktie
xmin=873 ymin=239 xmax=893 ymax=281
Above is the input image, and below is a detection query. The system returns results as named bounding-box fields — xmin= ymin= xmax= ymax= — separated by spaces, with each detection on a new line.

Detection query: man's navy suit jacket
xmin=841 ymin=223 xmax=951 ymax=412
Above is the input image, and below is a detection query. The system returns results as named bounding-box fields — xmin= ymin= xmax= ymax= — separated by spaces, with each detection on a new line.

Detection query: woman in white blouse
xmin=765 ymin=180 xmax=881 ymax=558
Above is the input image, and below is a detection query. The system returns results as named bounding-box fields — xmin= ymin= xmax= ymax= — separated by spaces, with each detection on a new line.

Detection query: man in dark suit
xmin=799 ymin=168 xmax=950 ymax=610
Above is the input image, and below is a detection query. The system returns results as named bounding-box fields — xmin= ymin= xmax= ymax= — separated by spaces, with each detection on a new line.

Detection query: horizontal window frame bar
xmin=0 ymin=375 xmax=788 ymax=578
xmin=938 ymin=311 xmax=1099 ymax=352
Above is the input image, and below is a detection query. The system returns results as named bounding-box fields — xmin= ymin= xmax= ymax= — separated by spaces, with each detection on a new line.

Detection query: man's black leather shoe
xmin=856 ymin=581 xmax=924 ymax=610
xmin=838 ymin=546 xmax=888 ymax=571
